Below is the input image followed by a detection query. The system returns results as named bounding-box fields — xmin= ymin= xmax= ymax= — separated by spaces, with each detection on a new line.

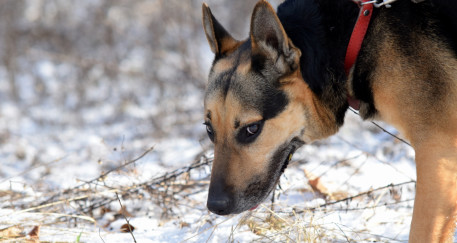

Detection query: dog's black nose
xmin=207 ymin=195 xmax=231 ymax=215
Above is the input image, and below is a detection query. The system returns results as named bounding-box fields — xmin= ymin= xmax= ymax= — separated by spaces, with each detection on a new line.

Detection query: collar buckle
xmin=360 ymin=0 xmax=397 ymax=8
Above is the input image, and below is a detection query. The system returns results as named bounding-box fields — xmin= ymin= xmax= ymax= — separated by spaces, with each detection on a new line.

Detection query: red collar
xmin=345 ymin=0 xmax=374 ymax=110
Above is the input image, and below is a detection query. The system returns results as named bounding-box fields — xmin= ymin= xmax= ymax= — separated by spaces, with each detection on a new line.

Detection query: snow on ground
xmin=0 ymin=91 xmax=421 ymax=242
xmin=0 ymin=1 xmax=455 ymax=242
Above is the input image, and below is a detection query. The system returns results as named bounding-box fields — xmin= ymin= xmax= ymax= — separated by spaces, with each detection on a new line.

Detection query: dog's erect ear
xmin=202 ymin=3 xmax=240 ymax=56
xmin=250 ymin=0 xmax=300 ymax=74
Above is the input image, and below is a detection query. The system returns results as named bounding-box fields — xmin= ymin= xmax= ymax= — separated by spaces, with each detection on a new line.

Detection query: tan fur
xmin=371 ymin=36 xmax=457 ymax=143
xmin=281 ymin=70 xmax=340 ymax=141
xmin=219 ymin=38 xmax=243 ymax=55
xmin=212 ymin=58 xmax=237 ymax=74
xmin=359 ymin=19 xmax=457 ymax=243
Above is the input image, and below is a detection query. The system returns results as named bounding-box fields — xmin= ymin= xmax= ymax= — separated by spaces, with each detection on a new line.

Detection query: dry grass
xmin=0 ymin=144 xmax=417 ymax=242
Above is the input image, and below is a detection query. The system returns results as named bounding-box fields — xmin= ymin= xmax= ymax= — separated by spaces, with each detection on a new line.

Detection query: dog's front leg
xmin=410 ymin=141 xmax=457 ymax=243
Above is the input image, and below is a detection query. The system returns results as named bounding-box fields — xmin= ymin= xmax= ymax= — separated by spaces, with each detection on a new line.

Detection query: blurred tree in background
xmin=0 ymin=0 xmax=283 ymax=139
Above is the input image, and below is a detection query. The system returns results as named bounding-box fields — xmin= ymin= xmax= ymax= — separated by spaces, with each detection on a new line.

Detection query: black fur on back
xmin=277 ymin=0 xmax=457 ymax=122
xmin=276 ymin=0 xmax=359 ymax=125
xmin=430 ymin=0 xmax=457 ymax=57
xmin=276 ymin=0 xmax=328 ymax=96
xmin=431 ymin=0 xmax=457 ymax=30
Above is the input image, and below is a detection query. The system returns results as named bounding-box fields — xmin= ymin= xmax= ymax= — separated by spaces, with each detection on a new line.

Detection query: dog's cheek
xmin=236 ymin=172 xmax=274 ymax=211
xmin=242 ymin=143 xmax=292 ymax=210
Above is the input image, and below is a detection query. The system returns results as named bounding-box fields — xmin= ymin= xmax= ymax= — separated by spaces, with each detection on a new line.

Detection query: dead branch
xmin=292 ymin=180 xmax=416 ymax=214
xmin=76 ymin=154 xmax=213 ymax=215
xmin=38 ymin=146 xmax=155 ymax=206
xmin=115 ymin=192 xmax=136 ymax=242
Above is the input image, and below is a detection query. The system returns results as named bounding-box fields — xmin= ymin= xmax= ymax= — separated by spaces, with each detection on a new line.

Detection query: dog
xmin=201 ymin=0 xmax=457 ymax=241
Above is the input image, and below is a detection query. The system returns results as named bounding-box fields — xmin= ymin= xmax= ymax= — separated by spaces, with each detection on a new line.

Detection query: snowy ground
xmin=0 ymin=97 xmax=422 ymax=242
xmin=0 ymin=0 xmax=455 ymax=242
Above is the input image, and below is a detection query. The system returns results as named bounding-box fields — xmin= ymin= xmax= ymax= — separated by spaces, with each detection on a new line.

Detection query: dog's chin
xmin=247 ymin=138 xmax=305 ymax=212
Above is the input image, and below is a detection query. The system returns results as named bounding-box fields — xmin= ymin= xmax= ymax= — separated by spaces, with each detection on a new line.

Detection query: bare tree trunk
xmin=1 ymin=0 xmax=23 ymax=102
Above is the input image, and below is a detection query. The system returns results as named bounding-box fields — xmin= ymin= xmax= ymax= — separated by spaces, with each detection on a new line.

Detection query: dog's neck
xmin=277 ymin=0 xmax=360 ymax=126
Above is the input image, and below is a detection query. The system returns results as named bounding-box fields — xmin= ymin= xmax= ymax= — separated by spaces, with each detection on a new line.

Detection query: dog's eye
xmin=246 ymin=124 xmax=259 ymax=136
xmin=204 ymin=122 xmax=215 ymax=142
xmin=236 ymin=121 xmax=264 ymax=144
xmin=206 ymin=124 xmax=213 ymax=134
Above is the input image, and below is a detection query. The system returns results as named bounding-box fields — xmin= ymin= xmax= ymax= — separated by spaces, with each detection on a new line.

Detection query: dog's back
xmin=348 ymin=0 xmax=457 ymax=138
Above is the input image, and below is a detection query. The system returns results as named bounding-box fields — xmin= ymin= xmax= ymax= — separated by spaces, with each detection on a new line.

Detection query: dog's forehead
xmin=204 ymin=74 xmax=264 ymax=126
xmin=205 ymin=42 xmax=289 ymax=120
xmin=206 ymin=52 xmax=262 ymax=109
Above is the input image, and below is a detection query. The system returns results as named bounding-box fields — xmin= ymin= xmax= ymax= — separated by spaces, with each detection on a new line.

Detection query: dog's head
xmin=202 ymin=0 xmax=336 ymax=215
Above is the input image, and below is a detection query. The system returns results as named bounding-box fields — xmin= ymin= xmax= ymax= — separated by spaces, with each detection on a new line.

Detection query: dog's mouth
xmin=280 ymin=150 xmax=295 ymax=174
xmin=249 ymin=138 xmax=304 ymax=211
xmin=280 ymin=137 xmax=304 ymax=174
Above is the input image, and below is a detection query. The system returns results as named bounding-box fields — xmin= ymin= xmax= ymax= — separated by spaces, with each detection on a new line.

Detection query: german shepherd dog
xmin=201 ymin=0 xmax=457 ymax=241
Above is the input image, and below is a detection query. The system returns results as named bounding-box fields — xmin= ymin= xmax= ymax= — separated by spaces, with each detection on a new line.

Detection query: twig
xmin=349 ymin=108 xmax=411 ymax=147
xmin=24 ymin=212 xmax=96 ymax=223
xmin=12 ymin=194 xmax=105 ymax=215
xmin=335 ymin=223 xmax=351 ymax=242
xmin=330 ymin=198 xmax=414 ymax=212
xmin=80 ymin=146 xmax=155 ymax=189
xmin=37 ymin=161 xmax=191 ymax=216
xmin=327 ymin=223 xmax=407 ymax=242
xmin=336 ymin=136 xmax=415 ymax=181
xmin=337 ymin=157 xmax=369 ymax=190
xmin=38 ymin=146 xmax=155 ymax=206
xmin=293 ymin=180 xmax=415 ymax=213
xmin=115 ymin=192 xmax=137 ymax=243
xmin=314 ymin=153 xmax=365 ymax=178
xmin=370 ymin=121 xmax=411 ymax=147
xmin=99 ymin=228 xmax=106 ymax=243
xmin=0 ymin=156 xmax=67 ymax=184
xmin=181 ymin=214 xmax=235 ymax=243
xmin=76 ymin=155 xmax=212 ymax=214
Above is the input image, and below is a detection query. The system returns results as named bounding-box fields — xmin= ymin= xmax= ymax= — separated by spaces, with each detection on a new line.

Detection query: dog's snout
xmin=207 ymin=195 xmax=231 ymax=215
xmin=207 ymin=175 xmax=233 ymax=215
